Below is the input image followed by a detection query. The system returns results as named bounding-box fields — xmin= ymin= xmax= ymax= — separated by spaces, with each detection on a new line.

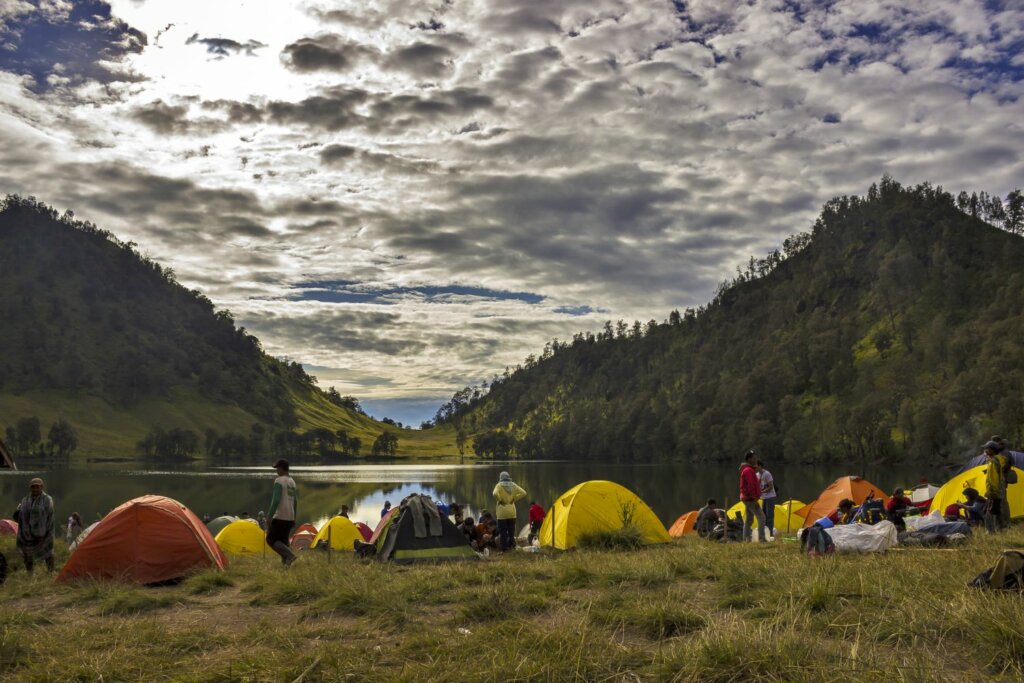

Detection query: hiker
xmin=493 ymin=472 xmax=527 ymax=551
xmin=822 ymin=499 xmax=855 ymax=526
xmin=381 ymin=501 xmax=391 ymax=520
xmin=256 ymin=511 xmax=267 ymax=531
xmin=527 ymin=501 xmax=545 ymax=545
xmin=65 ymin=512 xmax=83 ymax=545
xmin=338 ymin=505 xmax=350 ymax=519
xmin=15 ymin=478 xmax=55 ymax=573
xmin=991 ymin=436 xmax=1013 ymax=526
xmin=739 ymin=450 xmax=767 ymax=542
xmin=982 ymin=440 xmax=1009 ymax=532
xmin=957 ymin=488 xmax=987 ymax=526
xmin=695 ymin=498 xmax=724 ymax=538
xmin=460 ymin=517 xmax=483 ymax=550
xmin=885 ymin=488 xmax=915 ymax=530
xmin=266 ymin=459 xmax=298 ymax=567
xmin=757 ymin=460 xmax=777 ymax=536
xmin=477 ymin=511 xmax=497 ymax=550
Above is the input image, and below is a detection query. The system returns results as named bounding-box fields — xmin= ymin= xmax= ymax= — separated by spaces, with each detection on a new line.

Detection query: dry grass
xmin=1 ymin=529 xmax=1023 ymax=681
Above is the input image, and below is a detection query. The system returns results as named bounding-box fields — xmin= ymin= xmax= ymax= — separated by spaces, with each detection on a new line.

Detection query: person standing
xmin=983 ymin=440 xmax=1009 ymax=533
xmin=266 ymin=459 xmax=298 ymax=566
xmin=757 ymin=460 xmax=777 ymax=537
xmin=380 ymin=500 xmax=392 ymax=520
xmin=15 ymin=478 xmax=55 ymax=573
xmin=992 ymin=436 xmax=1013 ymax=528
xmin=492 ymin=472 xmax=527 ymax=551
xmin=739 ymin=450 xmax=766 ymax=543
xmin=527 ymin=501 xmax=545 ymax=545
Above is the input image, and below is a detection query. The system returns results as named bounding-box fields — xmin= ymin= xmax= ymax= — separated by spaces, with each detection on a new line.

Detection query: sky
xmin=1 ymin=0 xmax=1022 ymax=425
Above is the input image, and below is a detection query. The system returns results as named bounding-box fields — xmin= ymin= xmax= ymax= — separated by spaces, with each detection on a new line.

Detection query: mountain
xmin=0 ymin=195 xmax=457 ymax=459
xmin=440 ymin=177 xmax=1024 ymax=464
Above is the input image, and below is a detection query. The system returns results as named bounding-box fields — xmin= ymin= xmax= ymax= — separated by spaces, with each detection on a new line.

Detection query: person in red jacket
xmin=527 ymin=501 xmax=546 ymax=545
xmin=739 ymin=450 xmax=767 ymax=542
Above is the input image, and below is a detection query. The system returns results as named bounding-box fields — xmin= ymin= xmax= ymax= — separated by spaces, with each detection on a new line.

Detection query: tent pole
xmin=551 ymin=505 xmax=555 ymax=549
xmin=328 ymin=524 xmax=332 ymax=564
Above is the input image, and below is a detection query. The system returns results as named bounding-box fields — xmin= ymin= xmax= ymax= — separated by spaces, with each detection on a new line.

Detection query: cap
xmin=983 ymin=440 xmax=1000 ymax=450
xmin=273 ymin=458 xmax=290 ymax=470
xmin=29 ymin=477 xmax=43 ymax=487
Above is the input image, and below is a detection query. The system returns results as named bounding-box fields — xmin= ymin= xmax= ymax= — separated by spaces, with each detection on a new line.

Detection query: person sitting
xmin=885 ymin=488 xmax=915 ymax=530
xmin=460 ymin=517 xmax=483 ymax=550
xmin=695 ymin=499 xmax=724 ymax=538
xmin=338 ymin=505 xmax=350 ymax=519
xmin=957 ymin=488 xmax=987 ymax=526
xmin=477 ymin=512 xmax=497 ymax=549
xmin=826 ymin=499 xmax=856 ymax=526
xmin=450 ymin=502 xmax=464 ymax=525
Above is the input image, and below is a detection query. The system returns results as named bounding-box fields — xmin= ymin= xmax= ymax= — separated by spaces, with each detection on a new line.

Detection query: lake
xmin=0 ymin=459 xmax=957 ymax=531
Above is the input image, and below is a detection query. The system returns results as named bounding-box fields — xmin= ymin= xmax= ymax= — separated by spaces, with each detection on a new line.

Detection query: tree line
xmin=3 ymin=416 xmax=78 ymax=458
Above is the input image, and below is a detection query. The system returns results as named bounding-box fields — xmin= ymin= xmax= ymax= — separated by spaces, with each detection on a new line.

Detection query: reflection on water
xmin=0 ymin=460 xmax=954 ymax=530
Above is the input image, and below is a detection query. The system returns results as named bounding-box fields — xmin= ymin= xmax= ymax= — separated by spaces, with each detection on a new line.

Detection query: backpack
xmin=969 ymin=550 xmax=1024 ymax=589
xmin=803 ymin=525 xmax=835 ymax=556
xmin=857 ymin=499 xmax=886 ymax=525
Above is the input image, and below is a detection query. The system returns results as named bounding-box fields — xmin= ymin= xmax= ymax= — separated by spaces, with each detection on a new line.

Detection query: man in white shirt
xmin=267 ymin=459 xmax=298 ymax=567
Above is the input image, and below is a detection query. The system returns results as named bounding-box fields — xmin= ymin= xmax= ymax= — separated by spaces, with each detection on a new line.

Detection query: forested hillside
xmin=0 ymin=195 xmax=456 ymax=459
xmin=440 ymin=178 xmax=1024 ymax=464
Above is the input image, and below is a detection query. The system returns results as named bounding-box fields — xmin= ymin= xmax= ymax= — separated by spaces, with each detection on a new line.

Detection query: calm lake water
xmin=0 ymin=459 xmax=957 ymax=531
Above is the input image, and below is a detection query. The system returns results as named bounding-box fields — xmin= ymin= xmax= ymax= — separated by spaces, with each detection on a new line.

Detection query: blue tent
xmin=954 ymin=451 xmax=1024 ymax=476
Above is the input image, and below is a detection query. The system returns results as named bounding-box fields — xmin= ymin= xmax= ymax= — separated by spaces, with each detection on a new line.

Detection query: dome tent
xmin=538 ymin=481 xmax=670 ymax=550
xmin=668 ymin=511 xmax=699 ymax=538
xmin=206 ymin=515 xmax=238 ymax=538
xmin=371 ymin=494 xmax=476 ymax=563
xmin=797 ymin=476 xmax=887 ymax=528
xmin=929 ymin=465 xmax=1024 ymax=519
xmin=310 ymin=516 xmax=364 ymax=551
xmin=57 ymin=495 xmax=227 ymax=584
xmin=215 ymin=519 xmax=271 ymax=556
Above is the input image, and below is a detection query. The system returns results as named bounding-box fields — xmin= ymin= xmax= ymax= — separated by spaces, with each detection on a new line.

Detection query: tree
xmin=1006 ymin=189 xmax=1024 ymax=235
xmin=47 ymin=418 xmax=77 ymax=457
xmin=16 ymin=416 xmax=41 ymax=455
xmin=371 ymin=431 xmax=398 ymax=456
xmin=348 ymin=436 xmax=362 ymax=457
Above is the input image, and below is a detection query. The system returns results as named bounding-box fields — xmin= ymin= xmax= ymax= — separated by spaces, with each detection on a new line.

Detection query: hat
xmin=983 ymin=440 xmax=1000 ymax=451
xmin=273 ymin=459 xmax=290 ymax=470
xmin=29 ymin=477 xmax=43 ymax=487
xmin=499 ymin=471 xmax=511 ymax=481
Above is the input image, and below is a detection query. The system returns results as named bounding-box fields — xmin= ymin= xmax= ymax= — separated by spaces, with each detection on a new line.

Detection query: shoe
xmin=283 ymin=554 xmax=298 ymax=568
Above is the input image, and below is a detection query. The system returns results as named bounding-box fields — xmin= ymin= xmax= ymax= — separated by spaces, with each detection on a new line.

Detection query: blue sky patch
xmin=293 ymin=280 xmax=545 ymax=305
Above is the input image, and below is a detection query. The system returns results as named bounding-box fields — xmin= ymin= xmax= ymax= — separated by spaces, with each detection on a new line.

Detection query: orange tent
xmin=797 ymin=476 xmax=887 ymax=528
xmin=668 ymin=511 xmax=699 ymax=538
xmin=291 ymin=523 xmax=318 ymax=539
xmin=57 ymin=495 xmax=228 ymax=584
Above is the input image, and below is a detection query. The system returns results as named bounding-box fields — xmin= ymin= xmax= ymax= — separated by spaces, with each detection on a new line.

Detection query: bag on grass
xmin=969 ymin=550 xmax=1024 ymax=590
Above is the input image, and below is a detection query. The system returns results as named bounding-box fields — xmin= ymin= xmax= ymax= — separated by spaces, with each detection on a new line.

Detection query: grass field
xmin=1 ymin=527 xmax=1023 ymax=682
xmin=0 ymin=386 xmax=462 ymax=460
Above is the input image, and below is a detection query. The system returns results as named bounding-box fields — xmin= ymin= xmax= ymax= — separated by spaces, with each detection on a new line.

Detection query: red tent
xmin=0 ymin=519 xmax=18 ymax=536
xmin=355 ymin=522 xmax=372 ymax=542
xmin=57 ymin=495 xmax=228 ymax=584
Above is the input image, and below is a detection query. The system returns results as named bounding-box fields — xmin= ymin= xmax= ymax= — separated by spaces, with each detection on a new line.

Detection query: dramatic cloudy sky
xmin=1 ymin=1 xmax=1022 ymax=424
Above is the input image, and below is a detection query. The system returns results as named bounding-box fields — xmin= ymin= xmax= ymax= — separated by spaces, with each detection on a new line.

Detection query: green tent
xmin=206 ymin=515 xmax=237 ymax=538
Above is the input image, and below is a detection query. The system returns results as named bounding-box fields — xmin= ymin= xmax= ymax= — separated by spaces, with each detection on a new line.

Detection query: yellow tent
xmin=310 ymin=516 xmax=363 ymax=551
xmin=929 ymin=466 xmax=1024 ymax=519
xmin=724 ymin=499 xmax=806 ymax=533
xmin=538 ymin=480 xmax=670 ymax=550
xmin=215 ymin=520 xmax=270 ymax=556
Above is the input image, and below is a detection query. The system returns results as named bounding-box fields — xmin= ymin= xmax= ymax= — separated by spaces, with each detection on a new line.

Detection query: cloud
xmin=2 ymin=0 xmax=1024 ymax=425
xmin=280 ymin=34 xmax=378 ymax=72
xmin=185 ymin=33 xmax=266 ymax=57
xmin=383 ymin=42 xmax=454 ymax=78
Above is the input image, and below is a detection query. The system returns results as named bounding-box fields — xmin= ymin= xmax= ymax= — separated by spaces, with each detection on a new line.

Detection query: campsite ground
xmin=1 ymin=529 xmax=1023 ymax=682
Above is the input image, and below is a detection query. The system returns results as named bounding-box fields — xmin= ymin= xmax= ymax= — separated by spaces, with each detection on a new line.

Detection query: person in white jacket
xmin=492 ymin=471 xmax=527 ymax=551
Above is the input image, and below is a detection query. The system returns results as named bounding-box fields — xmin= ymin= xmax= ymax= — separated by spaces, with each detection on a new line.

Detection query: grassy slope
xmin=0 ymin=383 xmax=460 ymax=458
xmin=2 ymin=529 xmax=1024 ymax=681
